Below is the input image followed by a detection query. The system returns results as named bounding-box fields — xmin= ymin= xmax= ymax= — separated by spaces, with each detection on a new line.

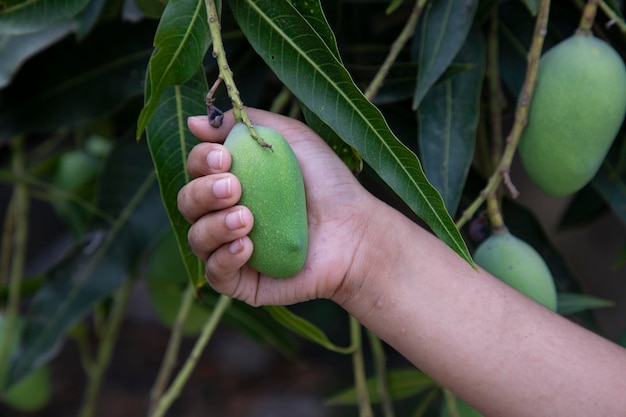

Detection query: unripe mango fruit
xmin=473 ymin=232 xmax=557 ymax=311
xmin=224 ymin=123 xmax=308 ymax=278
xmin=518 ymin=34 xmax=626 ymax=196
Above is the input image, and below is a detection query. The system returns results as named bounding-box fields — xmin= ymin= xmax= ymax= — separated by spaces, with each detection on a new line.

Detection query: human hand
xmin=177 ymin=108 xmax=382 ymax=306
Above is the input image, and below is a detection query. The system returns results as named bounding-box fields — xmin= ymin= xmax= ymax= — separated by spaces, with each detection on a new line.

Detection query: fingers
xmin=187 ymin=143 xmax=232 ymax=178
xmin=177 ymin=173 xmax=242 ymax=223
xmin=187 ymin=205 xmax=253 ymax=260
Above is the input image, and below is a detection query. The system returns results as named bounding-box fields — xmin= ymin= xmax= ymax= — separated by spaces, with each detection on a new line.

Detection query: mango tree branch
xmin=364 ymin=0 xmax=429 ymax=101
xmin=456 ymin=0 xmax=552 ymax=229
xmin=205 ymin=0 xmax=272 ymax=149
xmin=599 ymin=1 xmax=626 ymax=34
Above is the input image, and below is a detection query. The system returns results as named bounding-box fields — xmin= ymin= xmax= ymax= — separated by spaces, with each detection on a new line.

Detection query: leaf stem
xmin=0 ymin=136 xmax=29 ymax=391
xmin=148 ymin=283 xmax=197 ymax=414
xmin=350 ymin=316 xmax=373 ymax=417
xmin=456 ymin=0 xmax=552 ymax=229
xmin=364 ymin=0 xmax=429 ymax=101
xmin=205 ymin=0 xmax=272 ymax=149
xmin=149 ymin=294 xmax=231 ymax=417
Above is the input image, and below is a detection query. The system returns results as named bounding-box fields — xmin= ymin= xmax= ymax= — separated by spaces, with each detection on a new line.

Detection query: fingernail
xmin=213 ymin=177 xmax=231 ymax=198
xmin=228 ymin=238 xmax=244 ymax=254
xmin=207 ymin=149 xmax=223 ymax=170
xmin=225 ymin=209 xmax=245 ymax=230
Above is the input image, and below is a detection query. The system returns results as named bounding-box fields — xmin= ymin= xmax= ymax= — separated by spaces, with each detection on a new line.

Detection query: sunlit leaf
xmin=231 ymin=0 xmax=474 ymax=267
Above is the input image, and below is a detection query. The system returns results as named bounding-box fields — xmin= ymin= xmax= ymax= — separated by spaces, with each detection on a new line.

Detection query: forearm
xmin=336 ymin=200 xmax=626 ymax=417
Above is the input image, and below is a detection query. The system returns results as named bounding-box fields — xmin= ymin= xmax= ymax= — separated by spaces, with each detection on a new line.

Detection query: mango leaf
xmin=412 ymin=0 xmax=479 ymax=108
xmin=417 ymin=29 xmax=485 ymax=217
xmin=0 ymin=22 xmax=72 ymax=88
xmin=198 ymin=291 xmax=298 ymax=357
xmin=0 ymin=0 xmax=89 ymax=35
xmin=0 ymin=21 xmax=153 ymax=144
xmin=264 ymin=305 xmax=354 ymax=354
xmin=136 ymin=0 xmax=213 ymax=138
xmin=557 ymin=293 xmax=614 ymax=315
xmin=325 ymin=368 xmax=438 ymax=405
xmin=8 ymin=140 xmax=169 ymax=385
xmin=145 ymin=69 xmax=208 ymax=289
xmin=230 ymin=0 xmax=474 ymax=267
xmin=592 ymin=161 xmax=626 ymax=227
xmin=520 ymin=0 xmax=540 ymax=15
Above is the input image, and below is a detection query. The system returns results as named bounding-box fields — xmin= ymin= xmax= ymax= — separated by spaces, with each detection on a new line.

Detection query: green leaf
xmin=230 ymin=0 xmax=474 ymax=267
xmin=145 ymin=69 xmax=208 ymax=288
xmin=418 ymin=29 xmax=485 ymax=217
xmin=0 ymin=22 xmax=72 ymax=88
xmin=136 ymin=0 xmax=213 ymax=138
xmin=264 ymin=305 xmax=354 ymax=354
xmin=9 ymin=140 xmax=169 ymax=385
xmin=325 ymin=368 xmax=437 ymax=405
xmin=0 ymin=21 xmax=153 ymax=144
xmin=0 ymin=0 xmax=89 ymax=35
xmin=592 ymin=161 xmax=626 ymax=227
xmin=557 ymin=293 xmax=614 ymax=315
xmin=412 ymin=0 xmax=479 ymax=108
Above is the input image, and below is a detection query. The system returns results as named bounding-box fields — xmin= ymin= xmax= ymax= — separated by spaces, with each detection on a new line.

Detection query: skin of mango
xmin=224 ymin=123 xmax=308 ymax=278
xmin=518 ymin=34 xmax=626 ymax=196
xmin=0 ymin=315 xmax=52 ymax=412
xmin=473 ymin=232 xmax=558 ymax=311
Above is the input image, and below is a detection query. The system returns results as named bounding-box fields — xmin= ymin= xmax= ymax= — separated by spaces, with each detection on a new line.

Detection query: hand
xmin=177 ymin=108 xmax=381 ymax=306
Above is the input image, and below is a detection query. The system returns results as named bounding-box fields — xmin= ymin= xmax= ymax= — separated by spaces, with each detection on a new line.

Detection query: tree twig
xmin=364 ymin=0 xmax=429 ymax=101
xmin=456 ymin=0 xmax=552 ymax=229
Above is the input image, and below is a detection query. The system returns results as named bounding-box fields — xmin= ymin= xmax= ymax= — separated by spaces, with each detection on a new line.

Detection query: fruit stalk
xmin=456 ymin=0 xmax=552 ymax=229
xmin=205 ymin=0 xmax=271 ymax=149
xmin=577 ymin=0 xmax=600 ymax=34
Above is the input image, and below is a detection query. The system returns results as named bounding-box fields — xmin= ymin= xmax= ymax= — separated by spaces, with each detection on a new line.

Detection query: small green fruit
xmin=0 ymin=314 xmax=52 ymax=412
xmin=519 ymin=34 xmax=626 ymax=196
xmin=473 ymin=232 xmax=558 ymax=311
xmin=224 ymin=123 xmax=308 ymax=278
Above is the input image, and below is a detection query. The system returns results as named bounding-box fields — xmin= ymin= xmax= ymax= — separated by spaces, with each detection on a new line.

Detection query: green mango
xmin=224 ymin=123 xmax=308 ymax=278
xmin=518 ymin=34 xmax=626 ymax=196
xmin=0 ymin=314 xmax=52 ymax=412
xmin=473 ymin=232 xmax=557 ymax=311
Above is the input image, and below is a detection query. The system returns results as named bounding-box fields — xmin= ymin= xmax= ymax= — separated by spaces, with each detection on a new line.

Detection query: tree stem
xmin=350 ymin=316 xmax=373 ymax=417
xmin=456 ymin=0 xmax=552 ymax=229
xmin=364 ymin=0 xmax=429 ymax=101
xmin=149 ymin=295 xmax=231 ymax=417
